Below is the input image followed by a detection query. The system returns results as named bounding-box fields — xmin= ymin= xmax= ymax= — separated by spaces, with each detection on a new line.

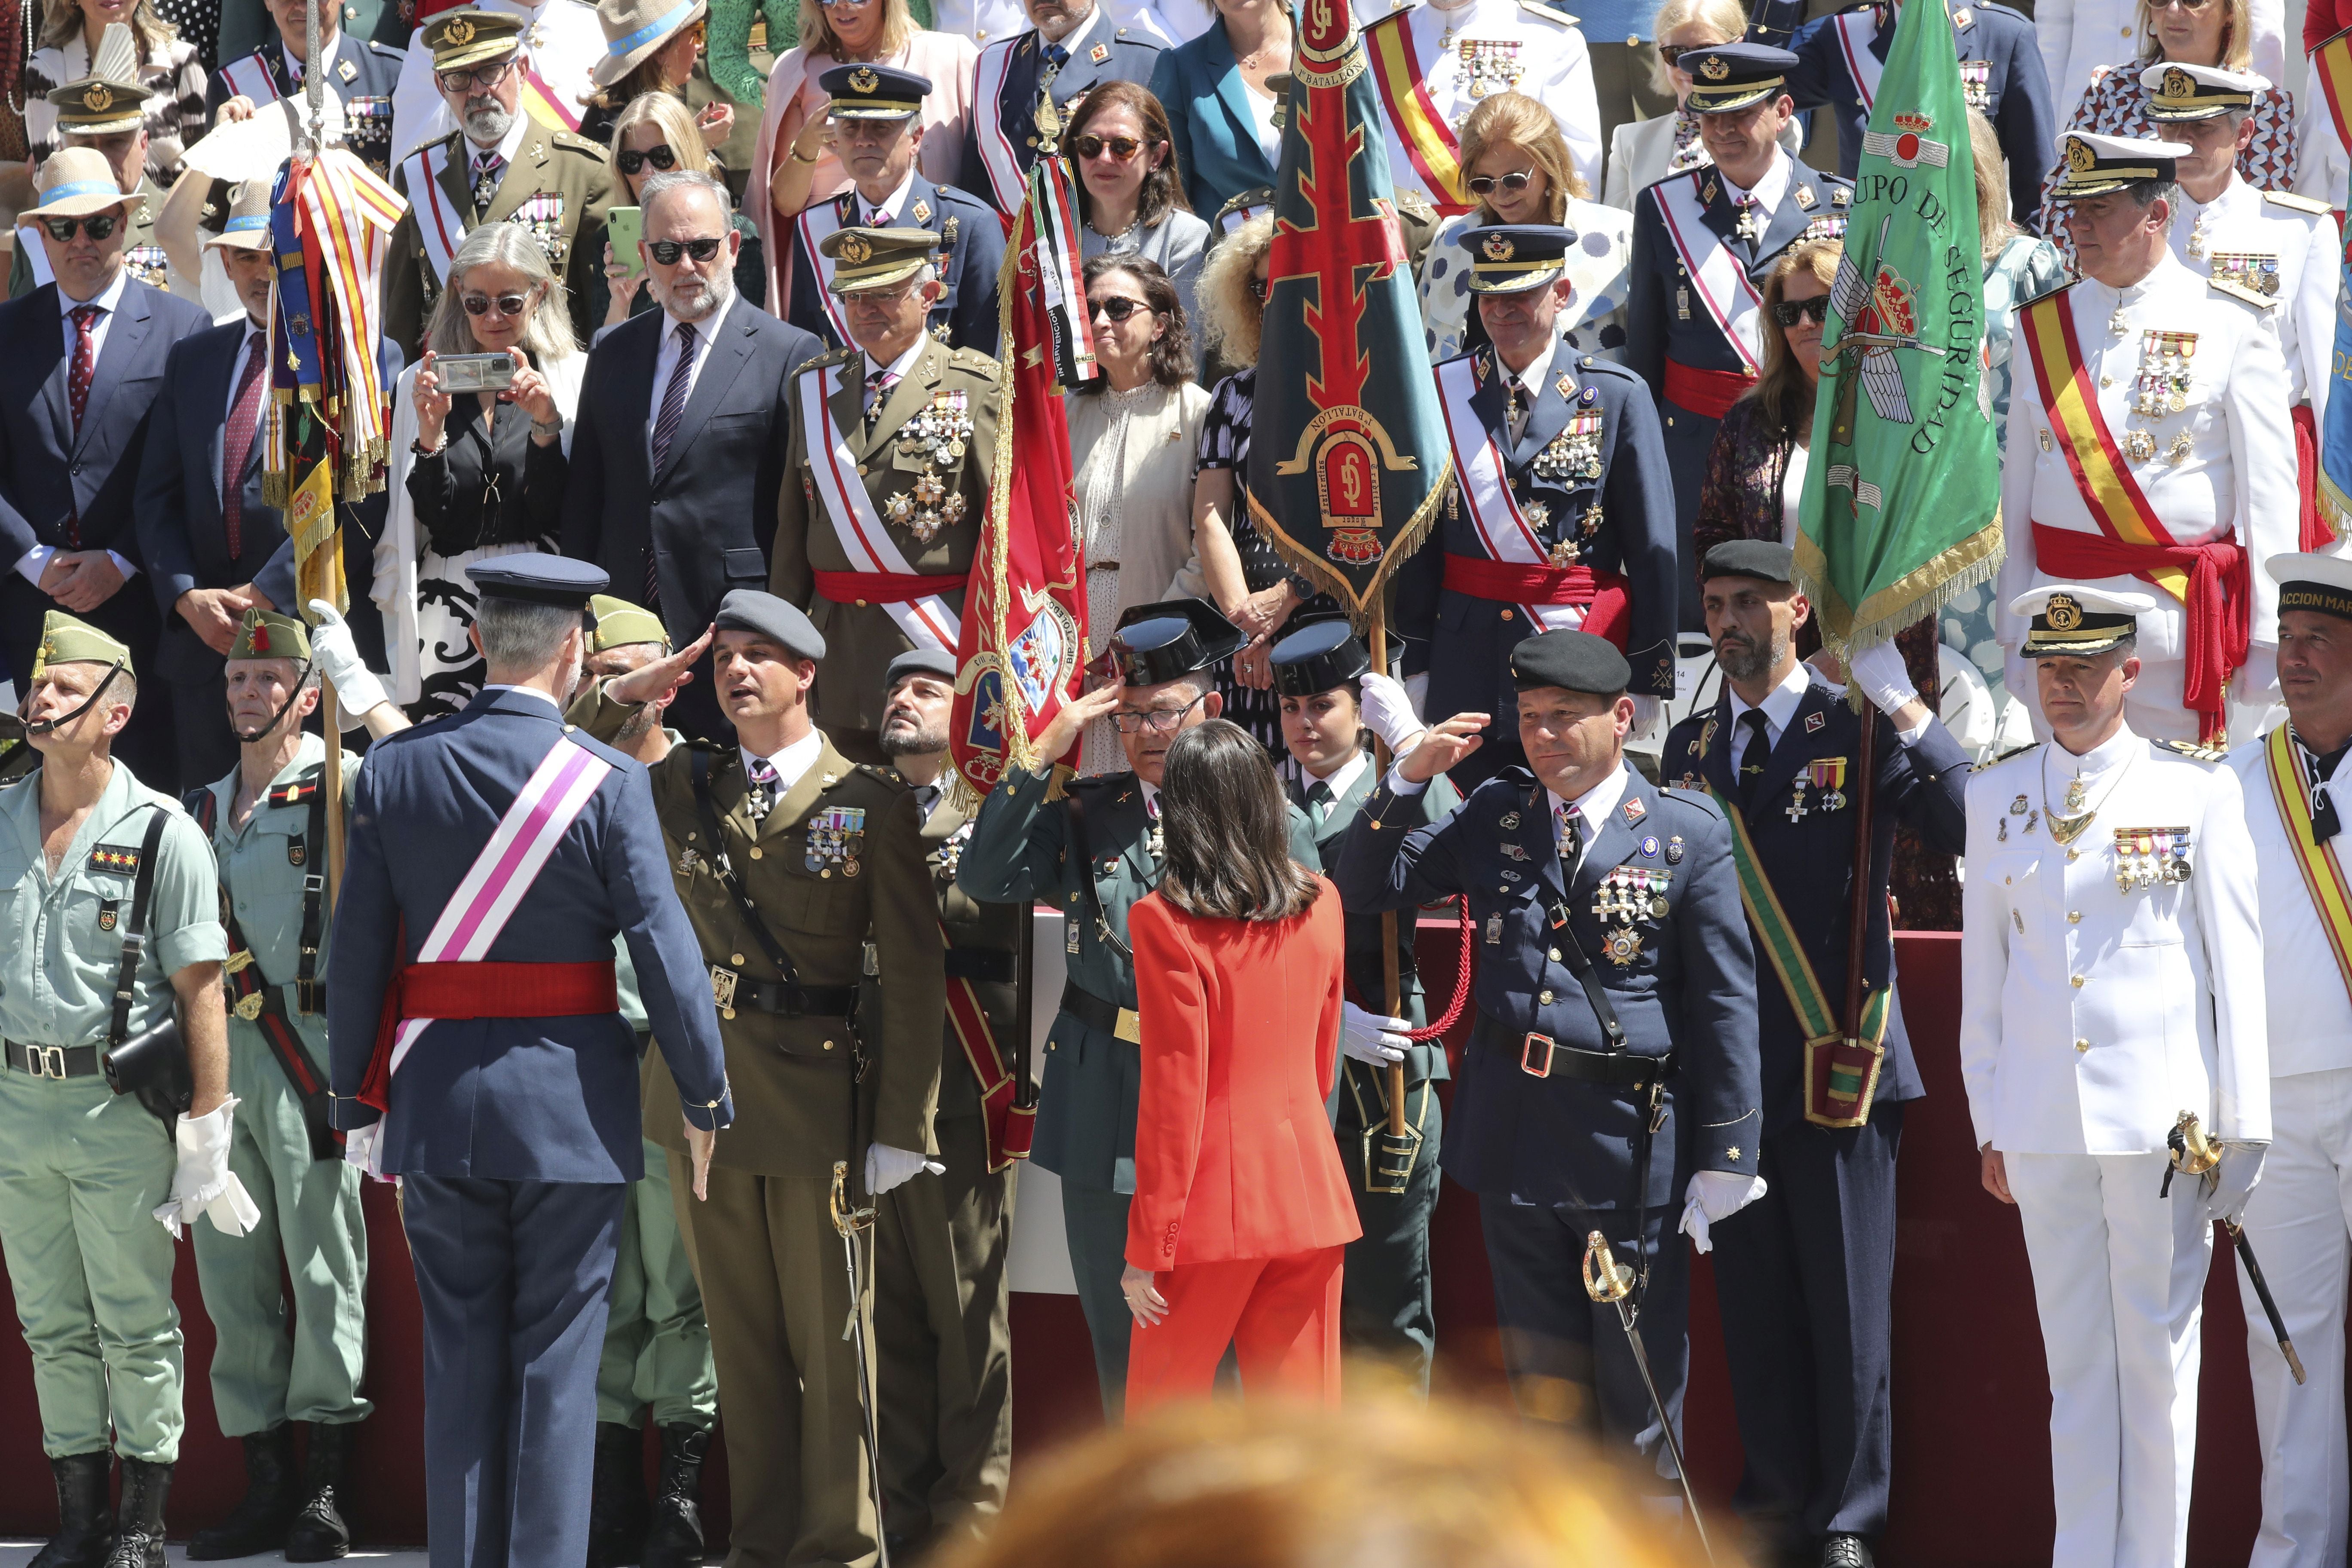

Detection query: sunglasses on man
xmin=40 ymin=213 xmax=118 ymax=242
xmin=616 ymin=143 xmax=679 ymax=175
xmin=1770 ymin=295 xmax=1831 ymax=327
xmin=647 ymin=236 xmax=726 ymax=265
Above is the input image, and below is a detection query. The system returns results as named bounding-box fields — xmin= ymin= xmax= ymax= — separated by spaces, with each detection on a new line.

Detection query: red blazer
xmin=1124 ymin=880 xmax=1364 ymax=1271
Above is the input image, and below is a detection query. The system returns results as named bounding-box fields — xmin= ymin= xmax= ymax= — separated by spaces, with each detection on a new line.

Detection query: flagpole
xmin=1841 ymin=695 xmax=1878 ymax=1044
xmin=1367 ymin=615 xmax=1408 ymax=1137
xmin=301 ymin=0 xmax=347 ymax=915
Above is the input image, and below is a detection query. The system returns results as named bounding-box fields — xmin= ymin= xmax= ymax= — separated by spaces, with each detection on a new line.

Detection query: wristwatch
xmin=1283 ymin=570 xmax=1317 ymax=603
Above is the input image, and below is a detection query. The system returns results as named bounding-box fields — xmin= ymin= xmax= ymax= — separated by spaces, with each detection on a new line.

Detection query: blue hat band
xmin=42 ymin=180 xmax=120 ymax=204
xmin=610 ymin=0 xmax=698 ymax=59
xmin=225 ymin=213 xmax=271 ymax=233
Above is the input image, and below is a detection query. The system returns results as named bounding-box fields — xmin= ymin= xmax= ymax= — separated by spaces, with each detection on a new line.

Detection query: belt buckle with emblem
xmin=709 ymin=964 xmax=739 ymax=1018
xmin=234 ymin=991 xmax=265 ymax=1021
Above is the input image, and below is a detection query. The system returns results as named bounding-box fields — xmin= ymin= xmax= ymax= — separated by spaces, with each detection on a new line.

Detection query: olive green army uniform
xmin=579 ymin=685 xmax=944 ymax=1568
xmin=185 ymin=731 xmax=372 ymax=1440
xmin=872 ymin=787 xmax=1014 ymax=1553
xmin=767 ymin=340 xmax=1001 ymax=763
xmin=382 ymin=123 xmax=615 ymax=358
xmin=0 ymin=760 xmax=224 ymax=1464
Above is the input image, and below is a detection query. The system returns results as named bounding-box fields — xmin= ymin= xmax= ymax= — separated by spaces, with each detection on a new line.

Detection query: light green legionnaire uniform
xmin=0 ymin=616 xmax=225 ymax=1467
xmin=184 ymin=613 xmax=371 ymax=1446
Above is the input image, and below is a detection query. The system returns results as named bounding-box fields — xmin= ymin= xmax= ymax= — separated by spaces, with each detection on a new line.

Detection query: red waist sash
xmin=1441 ymin=553 xmax=1632 ymax=647
xmin=1664 ymin=359 xmax=1757 ymax=420
xmin=2030 ymin=522 xmax=2249 ymax=738
xmin=812 ymin=567 xmax=966 ymax=604
xmin=359 ymin=960 xmax=620 ymax=1111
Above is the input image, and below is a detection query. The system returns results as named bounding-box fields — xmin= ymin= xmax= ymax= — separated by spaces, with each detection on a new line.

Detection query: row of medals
xmin=1592 ymin=863 xmax=1672 ymax=965
xmin=885 ymin=391 xmax=974 ymax=544
xmin=2116 ymin=319 xmax=2196 ymax=467
xmin=1528 ymin=384 xmax=1605 ymax=566
xmin=1996 ymin=781 xmax=2193 ymax=891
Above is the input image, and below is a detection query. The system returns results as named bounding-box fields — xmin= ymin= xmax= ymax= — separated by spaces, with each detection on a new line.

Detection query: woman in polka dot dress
xmin=1416 ymin=91 xmax=1631 ymax=367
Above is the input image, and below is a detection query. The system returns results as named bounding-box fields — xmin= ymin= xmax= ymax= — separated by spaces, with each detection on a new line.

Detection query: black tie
xmin=2304 ymin=736 xmax=2352 ymax=843
xmin=1736 ymin=710 xmax=1772 ymax=810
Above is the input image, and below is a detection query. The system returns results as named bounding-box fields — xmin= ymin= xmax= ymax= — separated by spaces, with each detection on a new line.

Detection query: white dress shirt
xmin=857 ymin=170 xmax=919 ymax=228
xmin=1304 ymin=749 xmax=1370 ymax=805
xmin=216 ymin=314 xmax=270 ymax=485
xmin=1550 ymin=761 xmax=1630 ymax=858
xmin=13 ymin=267 xmax=138 ymax=587
xmin=479 ymin=683 xmax=565 ymax=708
xmin=1727 ymin=661 xmax=1813 ymax=774
xmin=861 ymin=332 xmax=929 ymax=413
xmin=746 ymin=726 xmax=827 ymax=794
xmin=646 ymin=292 xmax=734 ymax=456
xmin=1718 ymin=149 xmax=1793 ymax=227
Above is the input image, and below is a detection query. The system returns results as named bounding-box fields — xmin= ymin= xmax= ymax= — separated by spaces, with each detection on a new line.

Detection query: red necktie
xmin=220 ymin=330 xmax=268 ymax=560
xmin=65 ymin=303 xmax=99 ymax=547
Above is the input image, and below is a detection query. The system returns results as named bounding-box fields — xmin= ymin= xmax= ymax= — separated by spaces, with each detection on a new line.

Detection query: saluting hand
xmin=1397 ymin=713 xmax=1490 ymax=784
xmin=1033 ymin=682 xmax=1123 ymax=769
xmin=608 ymin=625 xmax=714 ymax=707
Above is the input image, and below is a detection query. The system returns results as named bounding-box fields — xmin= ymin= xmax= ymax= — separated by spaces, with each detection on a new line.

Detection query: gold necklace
xmin=2042 ymin=742 xmax=2131 ymax=846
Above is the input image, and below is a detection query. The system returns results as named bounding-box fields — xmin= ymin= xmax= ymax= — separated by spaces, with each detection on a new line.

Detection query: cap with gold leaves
xmin=1682 ymin=42 xmax=1796 ymax=115
xmin=1460 ymin=223 xmax=1572 ymax=294
xmin=424 ymin=9 xmax=527 ymax=73
xmin=2048 ymin=131 xmax=2189 ymax=199
xmin=821 ymin=225 xmax=940 ymax=293
xmin=227 ymin=608 xmax=312 ymax=663
xmin=30 ymin=610 xmax=132 ymax=682
xmin=590 ymin=594 xmax=671 ymax=653
xmin=2009 ymin=584 xmax=2156 ymax=658
xmin=821 ymin=62 xmax=931 ymax=119
xmin=48 ymin=74 xmax=146 ymax=136
xmin=2139 ymin=61 xmax=2263 ymax=122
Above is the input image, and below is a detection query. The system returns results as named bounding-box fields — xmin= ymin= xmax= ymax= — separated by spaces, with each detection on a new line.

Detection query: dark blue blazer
xmin=203 ymin=28 xmax=405 ymax=111
xmin=1787 ymin=1 xmax=2052 ymax=226
xmin=1395 ymin=342 xmax=1678 ymax=710
xmin=782 ymin=175 xmax=1006 ymax=355
xmin=559 ymin=303 xmax=821 ymax=648
xmin=964 ymin=24 xmax=1165 ymax=213
xmin=1333 ymin=764 xmax=1761 ymax=1210
xmin=1148 ymin=21 xmax=1279 ymax=222
xmin=1661 ymin=672 xmax=1968 ymax=1134
xmin=135 ymin=321 xmax=402 ymax=675
xmin=326 ymin=689 xmax=733 ymax=1182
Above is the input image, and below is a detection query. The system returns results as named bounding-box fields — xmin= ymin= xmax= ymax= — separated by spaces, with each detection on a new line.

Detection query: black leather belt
xmin=945 ymin=948 xmax=1018 ymax=983
xmin=730 ymin=978 xmax=859 ymax=1019
xmin=1059 ymin=980 xmax=1139 ymax=1042
xmin=6 ymin=1040 xmax=103 ymax=1080
xmin=1475 ymin=1016 xmax=1674 ymax=1086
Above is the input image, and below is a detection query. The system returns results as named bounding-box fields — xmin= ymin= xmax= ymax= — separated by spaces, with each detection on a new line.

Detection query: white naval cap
xmin=2049 ymin=130 xmax=2193 ymax=198
xmin=2138 ymin=61 xmax=2268 ymax=120
xmin=2010 ymin=584 xmax=2159 ymax=658
xmin=2269 ymin=553 xmax=2352 ymax=622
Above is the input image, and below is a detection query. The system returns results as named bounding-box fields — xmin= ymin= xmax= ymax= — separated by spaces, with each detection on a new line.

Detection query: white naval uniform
xmin=1360 ymin=0 xmax=1603 ymax=202
xmin=2168 ymin=176 xmax=2339 ymax=423
xmin=1961 ymin=724 xmax=2267 ymax=1568
xmin=2225 ymin=728 xmax=2352 ymax=1568
xmin=388 ymin=0 xmax=606 ymax=165
xmin=1997 ymin=251 xmax=2297 ymax=744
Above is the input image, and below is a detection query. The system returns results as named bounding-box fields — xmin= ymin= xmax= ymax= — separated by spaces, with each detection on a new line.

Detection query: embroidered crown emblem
xmin=849 ymin=65 xmax=879 ymax=91
xmin=2162 ymin=65 xmax=2194 ymax=98
xmin=2066 ymin=137 xmax=2095 ymax=172
xmin=2046 ymin=594 xmax=2083 ymax=630
xmin=83 ymin=83 xmax=113 ymax=111
xmin=1893 ymin=110 xmax=1931 ymax=132
xmin=838 ymin=233 xmax=872 ymax=263
xmin=1700 ymin=55 xmax=1729 ymax=79
xmin=1482 ymin=233 xmax=1515 ymax=260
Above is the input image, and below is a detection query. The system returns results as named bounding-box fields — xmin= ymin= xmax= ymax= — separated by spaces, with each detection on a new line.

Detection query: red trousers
xmin=1125 ymin=1246 xmax=1346 ymax=1416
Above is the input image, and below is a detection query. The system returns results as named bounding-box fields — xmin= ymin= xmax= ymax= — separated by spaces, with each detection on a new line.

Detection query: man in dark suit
xmin=327 ymin=554 xmax=733 ymax=1568
xmin=784 ymin=64 xmax=1004 ymax=355
xmin=963 ymin=0 xmax=1164 ymax=214
xmin=1334 ymin=628 xmax=1763 ymax=1489
xmin=561 ymin=167 xmax=820 ymax=742
xmin=206 ymin=0 xmax=407 ymax=177
xmin=1660 ymin=542 xmax=1966 ymax=1568
xmin=135 ymin=178 xmax=403 ymax=792
xmin=0 ymin=148 xmax=212 ymax=785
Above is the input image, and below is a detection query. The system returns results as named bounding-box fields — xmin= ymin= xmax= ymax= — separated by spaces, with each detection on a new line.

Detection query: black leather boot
xmin=587 ymin=1422 xmax=649 ymax=1568
xmin=28 ymin=1452 xmax=114 ymax=1568
xmin=187 ymin=1427 xmax=298 ymax=1561
xmin=102 ymin=1458 xmax=171 ymax=1568
xmin=284 ymin=1422 xmax=356 ymax=1562
xmin=637 ymin=1425 xmax=710 ymax=1568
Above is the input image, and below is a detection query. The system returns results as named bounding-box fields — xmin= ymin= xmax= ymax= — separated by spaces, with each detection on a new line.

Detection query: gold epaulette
xmin=2209 ymin=277 xmax=2276 ymax=310
xmin=2265 ymin=189 xmax=2333 ymax=215
xmin=796 ymin=345 xmax=857 ymax=377
xmin=2160 ymin=737 xmax=2227 ymax=763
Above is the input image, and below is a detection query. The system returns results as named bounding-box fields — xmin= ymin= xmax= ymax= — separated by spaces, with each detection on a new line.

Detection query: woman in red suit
xmin=1119 ymin=719 xmax=1364 ymax=1414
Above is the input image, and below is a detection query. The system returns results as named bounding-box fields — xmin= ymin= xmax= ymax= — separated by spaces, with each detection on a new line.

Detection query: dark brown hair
xmin=1066 ymin=80 xmax=1192 ymax=230
xmin=1080 ymin=253 xmax=1196 ymax=387
xmin=1157 ymin=720 xmax=1318 ymax=922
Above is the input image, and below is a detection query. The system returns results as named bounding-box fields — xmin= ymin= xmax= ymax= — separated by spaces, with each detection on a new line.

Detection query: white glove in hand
xmin=154 ymin=1098 xmax=261 ymax=1238
xmin=1339 ymin=1001 xmax=1411 ymax=1065
xmin=2200 ymin=1145 xmax=2267 ymax=1226
xmin=1629 ymin=694 xmax=1663 ymax=736
xmin=865 ymin=1143 xmax=944 ymax=1197
xmin=1402 ymin=671 xmax=1429 ymax=713
xmin=1678 ymin=1170 xmax=1767 ymax=1254
xmin=342 ymin=1121 xmax=384 ymax=1179
xmin=307 ymin=599 xmax=392 ymax=726
xmin=1357 ymin=672 xmax=1426 ymax=754
xmin=1847 ymin=640 xmax=1918 ymax=720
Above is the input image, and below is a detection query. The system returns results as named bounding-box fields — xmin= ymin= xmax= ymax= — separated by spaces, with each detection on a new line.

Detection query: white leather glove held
xmin=1678 ymin=1170 xmax=1767 ymax=1254
xmin=155 ymin=1098 xmax=261 ymax=1238
xmin=1357 ymin=672 xmax=1426 ymax=754
xmin=1847 ymin=640 xmax=1918 ymax=720
xmin=2200 ymin=1145 xmax=2267 ymax=1227
xmin=865 ymin=1143 xmax=943 ymax=1197
xmin=1339 ymin=1001 xmax=1411 ymax=1065
xmin=342 ymin=1121 xmax=384 ymax=1179
xmin=307 ymin=598 xmax=392 ymax=727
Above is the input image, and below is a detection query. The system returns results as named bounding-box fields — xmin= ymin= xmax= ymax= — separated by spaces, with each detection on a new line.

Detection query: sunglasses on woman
xmin=1659 ymin=43 xmax=1696 ymax=65
xmin=647 ymin=236 xmax=726 ymax=264
xmin=616 ymin=143 xmax=679 ymax=175
xmin=40 ymin=213 xmax=117 ymax=242
xmin=462 ymin=291 xmax=535 ymax=317
xmin=1465 ymin=169 xmax=1535 ymax=196
xmin=1089 ymin=296 xmax=1151 ymax=322
xmin=1071 ymin=133 xmax=1145 ymax=161
xmin=1771 ymin=295 xmax=1831 ymax=327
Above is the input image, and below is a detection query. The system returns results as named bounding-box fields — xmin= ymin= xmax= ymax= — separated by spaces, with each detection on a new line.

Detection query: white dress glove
xmin=1357 ymin=671 xmax=1426 ymax=754
xmin=2200 ymin=1145 xmax=2267 ymax=1227
xmin=1847 ymin=640 xmax=1918 ymax=720
xmin=307 ymin=598 xmax=392 ymax=726
xmin=865 ymin=1142 xmax=944 ymax=1197
xmin=343 ymin=1121 xmax=384 ymax=1179
xmin=1629 ymin=693 xmax=1663 ymax=737
xmin=154 ymin=1098 xmax=262 ymax=1238
xmin=1339 ymin=1001 xmax=1411 ymax=1065
xmin=1402 ymin=671 xmax=1429 ymax=713
xmin=1678 ymin=1170 xmax=1767 ymax=1254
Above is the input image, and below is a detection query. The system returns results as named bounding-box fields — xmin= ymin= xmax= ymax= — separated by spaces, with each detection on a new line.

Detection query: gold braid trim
xmin=1795 ymin=512 xmax=2005 ymax=658
xmin=1240 ymin=459 xmax=1455 ymax=634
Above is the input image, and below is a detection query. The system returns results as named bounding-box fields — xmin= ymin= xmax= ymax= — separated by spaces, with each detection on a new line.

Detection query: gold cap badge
xmin=2066 ymin=137 xmax=2094 ymax=172
xmin=2046 ymin=594 xmax=2082 ymax=630
xmin=849 ymin=65 xmax=879 ymax=91
xmin=84 ymin=82 xmax=113 ymax=111
xmin=1700 ymin=54 xmax=1729 ymax=79
xmin=444 ymin=16 xmax=475 ymax=43
xmin=838 ymin=233 xmax=872 ymax=264
xmin=2162 ymin=65 xmax=2193 ymax=98
xmin=1482 ymin=233 xmax=1515 ymax=260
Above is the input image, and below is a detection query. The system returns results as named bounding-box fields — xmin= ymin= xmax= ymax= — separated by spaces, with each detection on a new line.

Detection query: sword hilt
xmin=1581 ymin=1230 xmax=1634 ymax=1305
xmin=828 ymin=1159 xmax=874 ymax=1240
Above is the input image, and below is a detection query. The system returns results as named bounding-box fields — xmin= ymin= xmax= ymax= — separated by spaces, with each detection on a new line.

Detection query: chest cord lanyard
xmin=187 ymin=780 xmax=339 ymax=1158
xmin=1062 ymin=783 xmax=1130 ymax=961
xmin=107 ymin=808 xmax=188 ymax=1127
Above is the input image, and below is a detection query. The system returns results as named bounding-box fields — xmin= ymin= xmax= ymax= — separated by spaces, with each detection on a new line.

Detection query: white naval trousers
xmin=2239 ymin=1066 xmax=2352 ymax=1568
xmin=2005 ymin=1151 xmax=2211 ymax=1568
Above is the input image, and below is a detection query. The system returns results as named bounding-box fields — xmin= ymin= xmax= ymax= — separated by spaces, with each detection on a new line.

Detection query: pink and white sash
xmin=793 ymin=197 xmax=854 ymax=343
xmin=1433 ymin=354 xmax=1584 ymax=633
xmin=219 ymin=51 xmax=282 ymax=106
xmin=973 ymin=36 xmax=1031 ymax=212
xmin=400 ymin=141 xmax=468 ymax=288
xmin=385 ymin=735 xmax=613 ymax=1078
xmin=1652 ymin=171 xmax=1764 ymax=372
xmin=1831 ymin=11 xmax=1883 ymax=113
xmin=799 ymin=361 xmax=964 ymax=651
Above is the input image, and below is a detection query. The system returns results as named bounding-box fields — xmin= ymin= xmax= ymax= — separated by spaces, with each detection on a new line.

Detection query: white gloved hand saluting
xmin=1846 ymin=640 xmax=1919 ymax=721
xmin=307 ymin=599 xmax=393 ymax=728
xmin=1678 ymin=1170 xmax=1767 ymax=1254
xmin=1357 ymin=671 xmax=1426 ymax=755
xmin=2199 ymin=1145 xmax=2267 ymax=1227
xmin=865 ymin=1143 xmax=945 ymax=1197
xmin=1339 ymin=1000 xmax=1411 ymax=1065
xmin=154 ymin=1098 xmax=262 ymax=1238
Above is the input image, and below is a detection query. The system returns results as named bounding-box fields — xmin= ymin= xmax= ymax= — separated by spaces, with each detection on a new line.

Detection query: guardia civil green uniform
xmin=0 ymin=619 xmax=225 ymax=1476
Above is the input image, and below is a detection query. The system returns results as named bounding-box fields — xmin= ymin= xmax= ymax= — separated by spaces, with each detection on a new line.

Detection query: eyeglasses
xmin=1089 ymin=296 xmax=1151 ymax=322
xmin=461 ymin=290 xmax=535 ymax=317
xmin=436 ymin=58 xmax=517 ymax=93
xmin=842 ymin=281 xmax=919 ymax=308
xmin=1658 ymin=43 xmax=1696 ymax=66
xmin=1112 ymin=695 xmax=1206 ymax=733
xmin=1770 ymin=295 xmax=1831 ymax=327
xmin=819 ymin=0 xmax=875 ymax=9
xmin=1249 ymin=274 xmax=1269 ymax=300
xmin=1465 ymin=168 xmax=1536 ymax=196
xmin=646 ymin=236 xmax=726 ymax=264
xmin=2150 ymin=0 xmax=2217 ymax=10
xmin=616 ymin=143 xmax=679 ymax=175
xmin=40 ymin=213 xmax=118 ymax=242
xmin=1071 ymin=133 xmax=1145 ymax=161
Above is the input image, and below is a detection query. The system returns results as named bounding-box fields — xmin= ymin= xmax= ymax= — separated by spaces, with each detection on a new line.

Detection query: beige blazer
xmin=1067 ymin=379 xmax=1213 ymax=619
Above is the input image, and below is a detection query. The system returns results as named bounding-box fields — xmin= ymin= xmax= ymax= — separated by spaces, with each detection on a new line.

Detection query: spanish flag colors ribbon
xmin=2264 ymin=725 xmax=2352 ymax=1007
xmin=2311 ymin=23 xmax=2352 ymax=176
xmin=1362 ymin=12 xmax=1464 ymax=212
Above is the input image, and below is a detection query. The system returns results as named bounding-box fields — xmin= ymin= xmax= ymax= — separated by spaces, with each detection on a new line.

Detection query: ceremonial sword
xmin=2165 ymin=1113 xmax=2305 ymax=1385
xmin=1583 ymin=1231 xmax=1715 ymax=1563
xmin=830 ymin=1161 xmax=895 ymax=1566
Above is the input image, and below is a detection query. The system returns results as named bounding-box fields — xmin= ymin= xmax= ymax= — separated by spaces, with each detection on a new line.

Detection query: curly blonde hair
xmin=1196 ymin=212 xmax=1274 ymax=368
xmin=1458 ymin=90 xmax=1589 ymax=211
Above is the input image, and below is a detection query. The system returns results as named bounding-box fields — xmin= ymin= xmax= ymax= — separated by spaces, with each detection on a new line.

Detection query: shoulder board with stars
xmin=2264 ymin=189 xmax=2332 ymax=215
xmin=2159 ymin=737 xmax=2227 ymax=763
xmin=796 ymin=345 xmax=858 ymax=377
xmin=1971 ymin=741 xmax=2042 ymax=771
xmin=2208 ymin=277 xmax=2274 ymax=311
xmin=552 ymin=131 xmax=609 ymax=160
xmin=948 ymin=346 xmax=1004 ymax=380
xmin=855 ymin=762 xmax=914 ymax=790
xmin=1519 ymin=0 xmax=1580 ymax=25
xmin=88 ymin=843 xmax=144 ymax=874
xmin=1395 ymin=187 xmax=1438 ymax=219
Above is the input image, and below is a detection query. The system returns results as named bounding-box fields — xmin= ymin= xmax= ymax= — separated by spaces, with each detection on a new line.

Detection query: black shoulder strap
xmin=109 ymin=808 xmax=174 ymax=1048
xmin=689 ymin=746 xmax=801 ymax=984
xmin=1062 ymin=782 xmax=1130 ymax=960
xmin=1547 ymin=894 xmax=1627 ymax=1052
xmin=297 ymin=766 xmax=328 ymax=1012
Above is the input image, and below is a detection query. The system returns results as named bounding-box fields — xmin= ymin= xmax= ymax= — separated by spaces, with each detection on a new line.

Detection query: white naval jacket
xmin=2227 ymin=730 xmax=2352 ymax=1079
xmin=1960 ymin=725 xmax=2269 ymax=1154
xmin=2032 ymin=0 xmax=2285 ymax=127
xmin=1362 ymin=0 xmax=1604 ymax=202
xmin=1996 ymin=254 xmax=2297 ymax=705
xmin=2168 ymin=176 xmax=2339 ymax=419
